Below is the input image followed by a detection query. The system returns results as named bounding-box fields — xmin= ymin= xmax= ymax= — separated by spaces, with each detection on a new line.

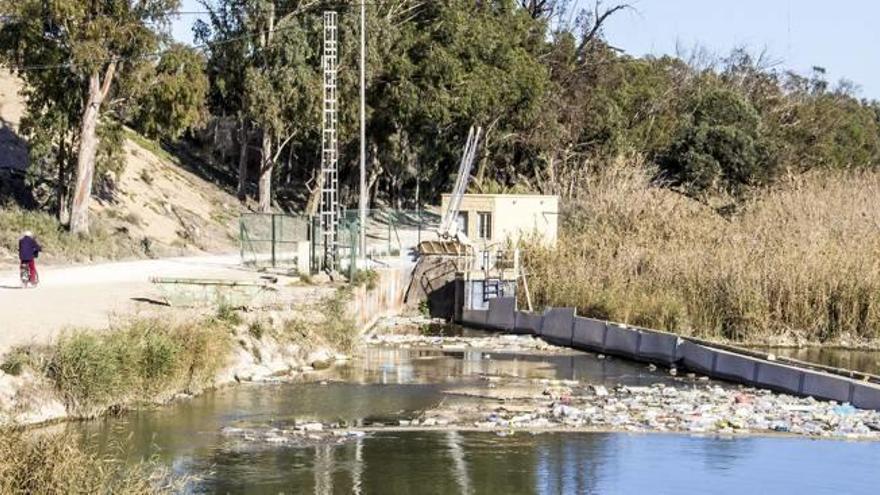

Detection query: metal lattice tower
xmin=320 ymin=11 xmax=339 ymax=271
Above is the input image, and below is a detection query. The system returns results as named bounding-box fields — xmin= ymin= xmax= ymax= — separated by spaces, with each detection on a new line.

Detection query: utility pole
xmin=358 ymin=0 xmax=367 ymax=263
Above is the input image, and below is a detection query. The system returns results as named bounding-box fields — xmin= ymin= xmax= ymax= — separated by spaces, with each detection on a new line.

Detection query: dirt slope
xmin=0 ymin=70 xmax=240 ymax=259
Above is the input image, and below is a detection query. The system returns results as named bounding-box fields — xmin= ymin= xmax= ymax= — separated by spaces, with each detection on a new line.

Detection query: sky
xmin=170 ymin=0 xmax=880 ymax=99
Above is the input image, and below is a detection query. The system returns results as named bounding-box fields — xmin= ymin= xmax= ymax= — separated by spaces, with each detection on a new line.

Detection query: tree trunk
xmin=56 ymin=130 xmax=70 ymax=223
xmin=69 ymin=75 xmax=102 ymax=234
xmin=69 ymin=64 xmax=115 ymax=234
xmin=255 ymin=5 xmax=276 ymax=213
xmin=237 ymin=118 xmax=249 ymax=201
xmin=258 ymin=130 xmax=273 ymax=213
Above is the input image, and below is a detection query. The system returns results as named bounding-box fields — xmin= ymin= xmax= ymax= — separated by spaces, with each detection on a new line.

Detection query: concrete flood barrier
xmin=457 ymin=297 xmax=880 ymax=412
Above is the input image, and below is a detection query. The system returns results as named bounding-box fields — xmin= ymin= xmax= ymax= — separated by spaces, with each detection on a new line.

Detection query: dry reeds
xmin=0 ymin=430 xmax=178 ymax=494
xmin=526 ymin=158 xmax=880 ymax=344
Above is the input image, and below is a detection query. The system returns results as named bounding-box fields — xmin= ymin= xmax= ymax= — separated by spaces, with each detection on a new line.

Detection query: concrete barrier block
xmin=755 ymin=361 xmax=804 ymax=395
xmin=541 ymin=308 xmax=576 ymax=345
xmin=461 ymin=309 xmax=488 ymax=327
xmin=852 ymin=383 xmax=880 ymax=411
xmin=487 ymin=297 xmax=516 ymax=331
xmin=572 ymin=317 xmax=606 ymax=352
xmin=712 ymin=351 xmax=760 ymax=384
xmin=680 ymin=341 xmax=716 ymax=374
xmin=513 ymin=311 xmax=542 ymax=335
xmin=801 ymin=371 xmax=854 ymax=404
xmin=636 ymin=329 xmax=680 ymax=365
xmin=603 ymin=323 xmax=640 ymax=358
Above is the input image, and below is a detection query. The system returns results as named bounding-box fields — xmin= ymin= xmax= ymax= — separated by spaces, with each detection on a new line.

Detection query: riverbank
xmin=0 ymin=289 xmax=353 ymax=427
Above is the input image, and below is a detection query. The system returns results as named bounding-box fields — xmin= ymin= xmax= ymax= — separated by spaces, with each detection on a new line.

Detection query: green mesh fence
xmin=240 ymin=209 xmax=441 ymax=275
xmin=239 ymin=213 xmax=313 ymax=270
xmin=339 ymin=209 xmax=441 ymax=260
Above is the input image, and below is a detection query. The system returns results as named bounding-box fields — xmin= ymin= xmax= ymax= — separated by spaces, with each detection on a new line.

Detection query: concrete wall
xmin=350 ymin=267 xmax=410 ymax=331
xmin=457 ymin=300 xmax=880 ymax=412
xmin=493 ymin=195 xmax=559 ymax=246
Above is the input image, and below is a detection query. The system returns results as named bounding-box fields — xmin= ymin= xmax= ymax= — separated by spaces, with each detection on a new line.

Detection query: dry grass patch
xmin=0 ymin=430 xmax=180 ymax=494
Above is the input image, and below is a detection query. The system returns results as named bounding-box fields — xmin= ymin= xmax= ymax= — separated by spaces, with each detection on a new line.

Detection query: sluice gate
xmin=457 ymin=296 xmax=880 ymax=412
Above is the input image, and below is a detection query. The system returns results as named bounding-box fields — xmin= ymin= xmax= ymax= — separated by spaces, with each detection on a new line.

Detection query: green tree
xmin=1 ymin=0 xmax=181 ymax=234
xmin=128 ymin=44 xmax=209 ymax=140
xmin=660 ymin=88 xmax=777 ymax=194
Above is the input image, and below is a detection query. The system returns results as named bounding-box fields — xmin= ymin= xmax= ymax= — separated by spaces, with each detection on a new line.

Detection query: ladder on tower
xmin=320 ymin=11 xmax=340 ymax=272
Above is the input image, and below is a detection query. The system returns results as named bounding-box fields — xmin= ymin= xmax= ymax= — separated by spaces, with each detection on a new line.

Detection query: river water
xmin=752 ymin=346 xmax=880 ymax=376
xmin=76 ymin=337 xmax=880 ymax=494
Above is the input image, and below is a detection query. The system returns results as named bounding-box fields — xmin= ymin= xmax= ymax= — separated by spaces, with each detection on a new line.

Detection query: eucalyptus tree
xmin=0 ymin=0 xmax=182 ymax=234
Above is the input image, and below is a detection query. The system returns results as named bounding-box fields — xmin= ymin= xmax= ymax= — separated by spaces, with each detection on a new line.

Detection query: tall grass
xmin=47 ymin=318 xmax=232 ymax=416
xmin=0 ymin=430 xmax=179 ymax=494
xmin=526 ymin=159 xmax=880 ymax=344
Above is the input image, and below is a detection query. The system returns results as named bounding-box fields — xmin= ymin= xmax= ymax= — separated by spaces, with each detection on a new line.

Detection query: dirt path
xmin=0 ymin=254 xmax=263 ymax=352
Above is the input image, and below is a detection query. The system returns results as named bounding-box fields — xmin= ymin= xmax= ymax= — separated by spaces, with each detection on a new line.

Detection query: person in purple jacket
xmin=18 ymin=231 xmax=41 ymax=287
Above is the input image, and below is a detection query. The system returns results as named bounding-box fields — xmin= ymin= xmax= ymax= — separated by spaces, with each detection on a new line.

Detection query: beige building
xmin=440 ymin=193 xmax=559 ymax=246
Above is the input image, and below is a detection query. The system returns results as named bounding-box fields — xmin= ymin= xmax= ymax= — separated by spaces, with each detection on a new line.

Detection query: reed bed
xmin=526 ymin=160 xmax=880 ymax=344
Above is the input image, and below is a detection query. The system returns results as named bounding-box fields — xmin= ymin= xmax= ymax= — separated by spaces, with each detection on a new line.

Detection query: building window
xmin=477 ymin=212 xmax=492 ymax=240
xmin=456 ymin=211 xmax=469 ymax=236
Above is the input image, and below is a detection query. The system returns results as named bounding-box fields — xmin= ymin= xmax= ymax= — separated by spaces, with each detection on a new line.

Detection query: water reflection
xmin=336 ymin=346 xmax=675 ymax=387
xmin=189 ymin=432 xmax=880 ymax=494
xmin=751 ymin=347 xmax=880 ymax=375
xmin=70 ymin=344 xmax=880 ymax=494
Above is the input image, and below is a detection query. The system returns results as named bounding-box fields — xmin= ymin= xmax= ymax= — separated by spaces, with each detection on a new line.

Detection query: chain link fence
xmin=239 ymin=213 xmax=313 ymax=271
xmin=240 ymin=209 xmax=442 ymax=275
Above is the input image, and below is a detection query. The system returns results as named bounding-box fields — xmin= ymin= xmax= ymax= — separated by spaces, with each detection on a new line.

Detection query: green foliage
xmin=0 ymin=0 xmax=190 ymax=224
xmin=349 ymin=269 xmax=379 ymax=290
xmin=215 ymin=304 xmax=244 ymax=325
xmin=5 ymin=0 xmax=880 ymax=218
xmin=129 ymin=44 xmax=210 ymax=140
xmin=660 ymin=88 xmax=777 ymax=194
xmin=248 ymin=320 xmax=266 ymax=340
xmin=46 ymin=318 xmax=231 ymax=414
xmin=0 ymin=348 xmax=33 ymax=376
xmin=418 ymin=299 xmax=431 ymax=318
xmin=319 ymin=287 xmax=358 ymax=352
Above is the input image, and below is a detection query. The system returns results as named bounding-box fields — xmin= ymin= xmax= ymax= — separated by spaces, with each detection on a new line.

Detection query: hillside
xmin=0 ymin=70 xmax=240 ymax=264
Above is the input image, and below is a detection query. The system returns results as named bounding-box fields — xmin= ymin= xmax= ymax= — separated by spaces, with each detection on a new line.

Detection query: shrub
xmin=286 ymin=288 xmax=359 ymax=352
xmin=248 ymin=320 xmax=266 ymax=340
xmin=0 ymin=348 xmax=33 ymax=376
xmin=322 ymin=288 xmax=359 ymax=351
xmin=215 ymin=304 xmax=243 ymax=326
xmin=660 ymin=88 xmax=777 ymax=194
xmin=349 ymin=269 xmax=379 ymax=290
